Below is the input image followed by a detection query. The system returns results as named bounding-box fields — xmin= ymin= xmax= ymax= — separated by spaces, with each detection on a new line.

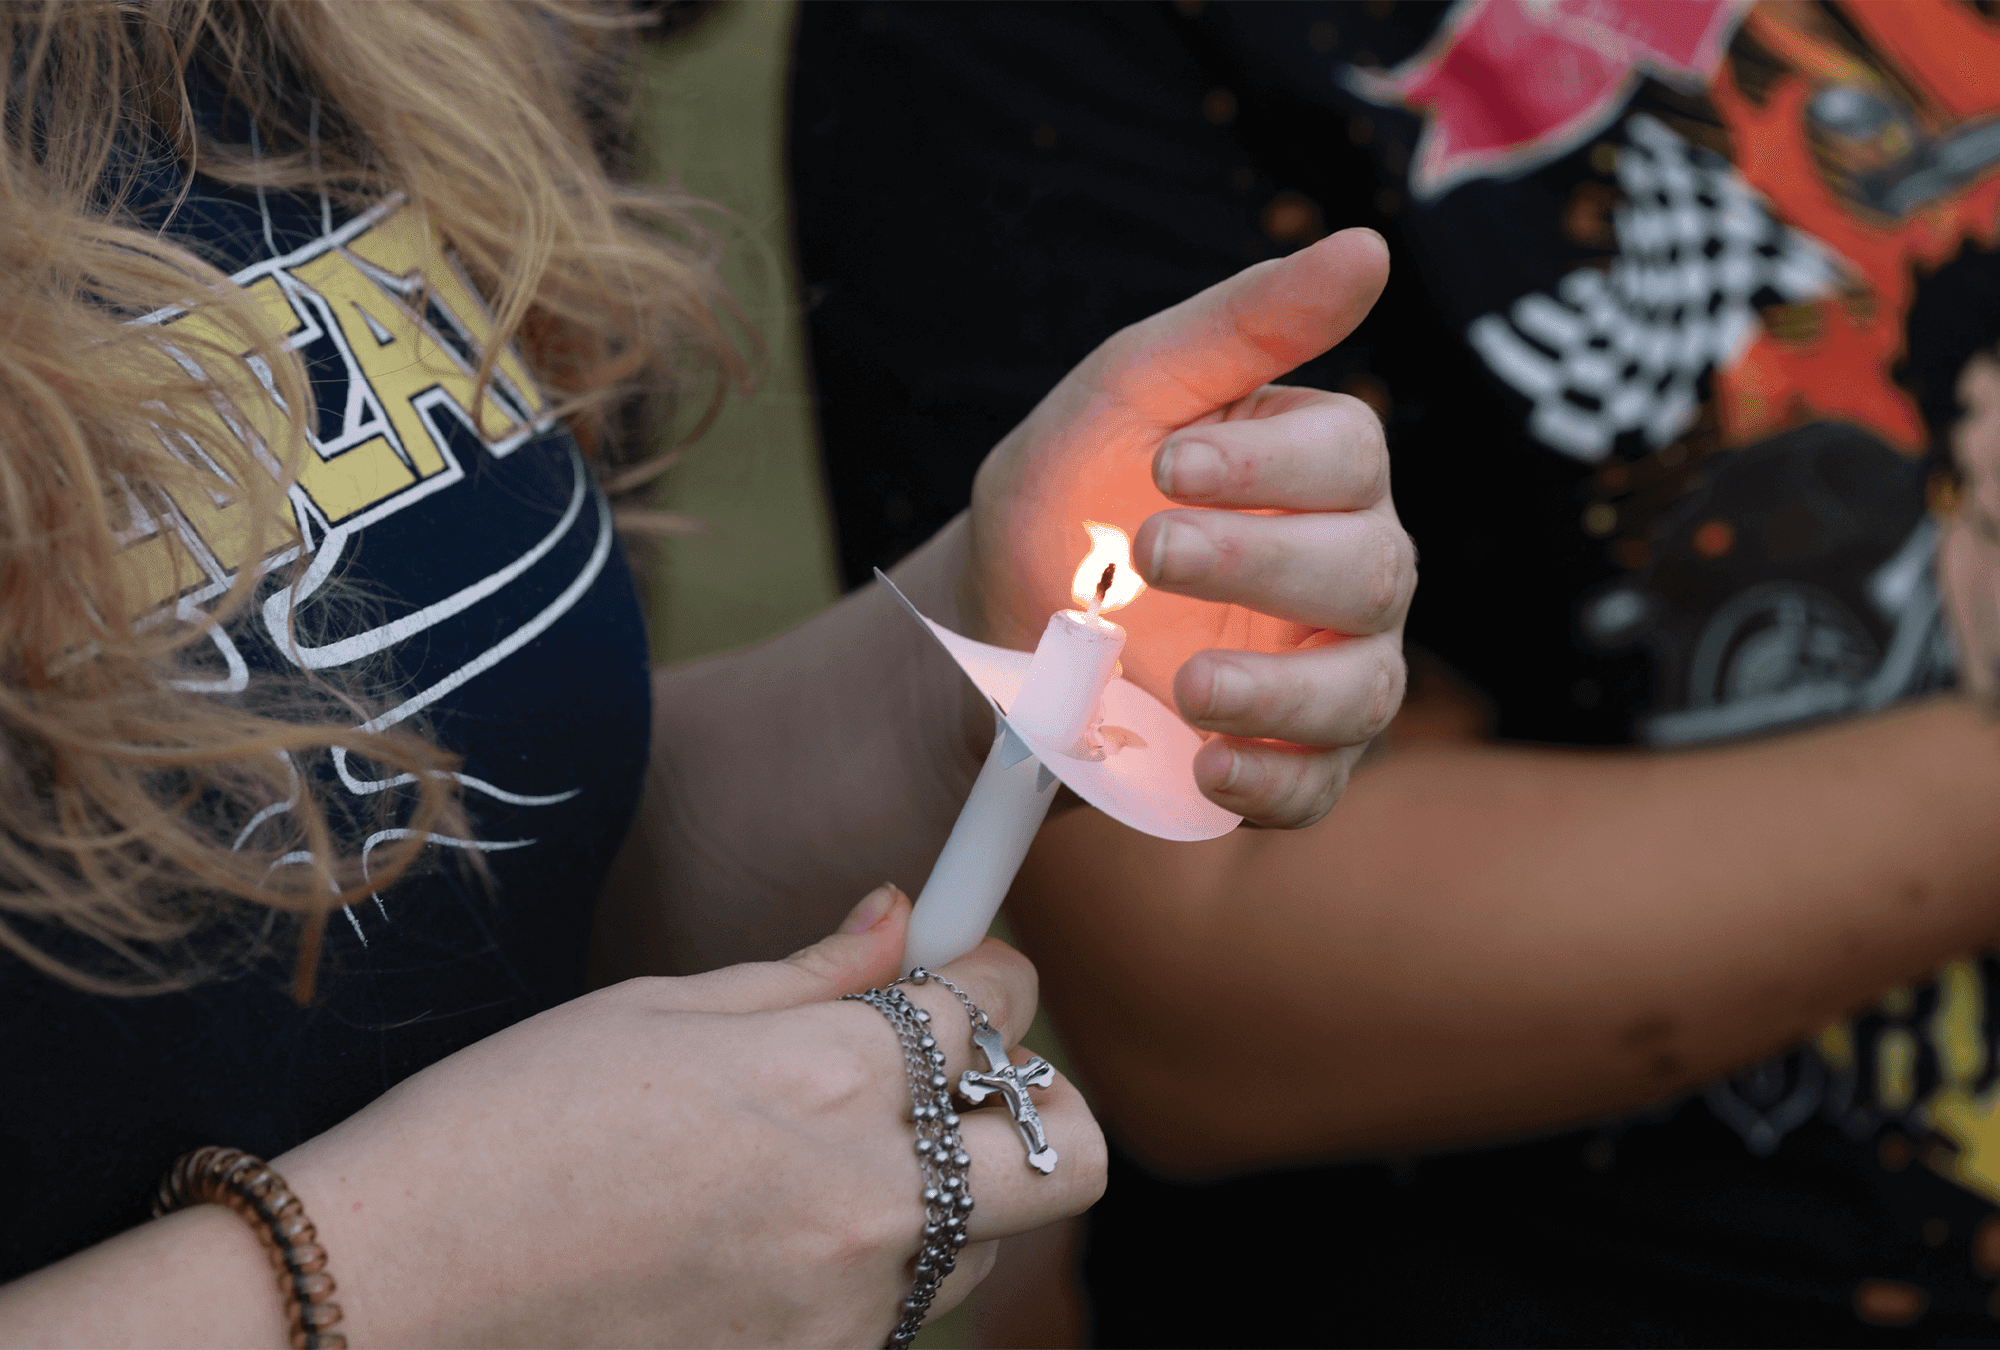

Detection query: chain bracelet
xmin=844 ymin=986 xmax=974 ymax=1349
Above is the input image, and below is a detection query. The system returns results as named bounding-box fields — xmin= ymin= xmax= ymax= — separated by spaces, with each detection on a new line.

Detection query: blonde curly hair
xmin=0 ymin=0 xmax=740 ymax=1000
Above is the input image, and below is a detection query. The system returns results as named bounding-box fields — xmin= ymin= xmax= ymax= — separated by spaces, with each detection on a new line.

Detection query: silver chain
xmin=895 ymin=967 xmax=994 ymax=1033
xmin=844 ymin=985 xmax=975 ymax=1348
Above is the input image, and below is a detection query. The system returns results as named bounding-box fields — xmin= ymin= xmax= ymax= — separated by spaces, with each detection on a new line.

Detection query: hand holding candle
xmin=962 ymin=228 xmax=1415 ymax=830
xmin=897 ymin=229 xmax=1414 ymax=968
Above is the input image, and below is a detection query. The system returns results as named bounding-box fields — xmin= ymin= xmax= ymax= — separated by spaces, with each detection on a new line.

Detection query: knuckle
xmin=1355 ymin=526 xmax=1405 ymax=629
xmin=1362 ymin=428 xmax=1392 ymax=503
xmin=1294 ymin=400 xmax=1352 ymax=448
xmin=1393 ymin=526 xmax=1419 ymax=591
xmin=1302 ymin=397 xmax=1390 ymax=503
xmin=795 ymin=1037 xmax=878 ymax=1115
xmin=1242 ymin=748 xmax=1298 ymax=823
xmin=1327 ymin=389 xmax=1380 ymax=430
xmin=1280 ymin=752 xmax=1341 ymax=829
xmin=1335 ymin=396 xmax=1391 ymax=495
xmin=1361 ymin=648 xmax=1405 ymax=739
xmin=1352 ymin=536 xmax=1400 ymax=632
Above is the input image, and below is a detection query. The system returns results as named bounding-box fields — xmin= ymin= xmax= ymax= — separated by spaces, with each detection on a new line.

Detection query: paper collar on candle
xmin=876 ymin=570 xmax=1239 ymax=842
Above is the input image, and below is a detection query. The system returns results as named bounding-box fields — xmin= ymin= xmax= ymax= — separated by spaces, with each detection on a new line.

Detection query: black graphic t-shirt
xmin=0 ymin=143 xmax=652 ymax=1271
xmin=791 ymin=2 xmax=2000 ymax=1343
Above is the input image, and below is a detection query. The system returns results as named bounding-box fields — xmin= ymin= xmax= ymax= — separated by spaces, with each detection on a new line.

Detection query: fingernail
xmin=1220 ymin=748 xmax=1244 ymax=792
xmin=1193 ymin=738 xmax=1245 ymax=795
xmin=1206 ymin=662 xmax=1252 ymax=718
xmin=1151 ymin=519 xmax=1218 ymax=584
xmin=1157 ymin=439 xmax=1224 ymax=498
xmin=839 ymin=883 xmax=900 ymax=934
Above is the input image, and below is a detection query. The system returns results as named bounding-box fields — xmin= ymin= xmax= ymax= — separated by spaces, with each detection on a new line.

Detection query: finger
xmin=1153 ymin=394 xmax=1388 ymax=511
xmin=898 ymin=938 xmax=1041 ymax=1085
xmin=1193 ymin=737 xmax=1364 ymax=829
xmin=956 ymin=1067 xmax=1107 ymax=1242
xmin=666 ymin=885 xmax=912 ymax=1014
xmin=1135 ymin=508 xmax=1416 ymax=634
xmin=1089 ymin=228 xmax=1388 ymax=428
xmin=1174 ymin=634 xmax=1406 ymax=746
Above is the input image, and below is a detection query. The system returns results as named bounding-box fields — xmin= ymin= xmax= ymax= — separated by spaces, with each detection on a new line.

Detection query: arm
xmin=1005 ymin=691 xmax=2000 ymax=1175
xmin=591 ymin=519 xmax=994 ymax=977
xmin=0 ymin=896 xmax=1105 ymax=1347
xmin=0 ymin=1209 xmax=290 ymax=1349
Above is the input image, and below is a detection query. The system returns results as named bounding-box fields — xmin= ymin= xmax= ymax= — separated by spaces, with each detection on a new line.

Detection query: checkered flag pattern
xmin=1466 ymin=114 xmax=1840 ymax=463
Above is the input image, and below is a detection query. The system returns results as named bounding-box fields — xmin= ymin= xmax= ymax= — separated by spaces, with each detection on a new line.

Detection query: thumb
xmin=1089 ymin=226 xmax=1388 ymax=429
xmin=670 ymin=884 xmax=912 ymax=1014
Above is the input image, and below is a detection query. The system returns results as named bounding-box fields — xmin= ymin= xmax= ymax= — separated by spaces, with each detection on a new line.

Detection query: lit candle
xmin=903 ymin=523 xmax=1147 ymax=971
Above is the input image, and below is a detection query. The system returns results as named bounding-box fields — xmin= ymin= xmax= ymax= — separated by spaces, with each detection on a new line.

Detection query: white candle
xmin=903 ymin=526 xmax=1144 ymax=971
xmin=1008 ymin=605 xmax=1124 ymax=748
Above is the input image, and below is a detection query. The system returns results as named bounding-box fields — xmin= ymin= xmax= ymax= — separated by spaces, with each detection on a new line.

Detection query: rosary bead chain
xmin=898 ymin=967 xmax=995 ymax=1033
xmin=844 ymin=986 xmax=973 ymax=1347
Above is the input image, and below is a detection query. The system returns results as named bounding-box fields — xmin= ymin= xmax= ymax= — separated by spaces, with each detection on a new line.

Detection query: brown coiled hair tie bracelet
xmin=153 ymin=1147 xmax=346 ymax=1349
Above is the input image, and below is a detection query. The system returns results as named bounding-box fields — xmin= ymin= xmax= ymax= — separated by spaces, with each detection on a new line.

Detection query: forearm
xmin=1007 ymin=697 xmax=2000 ymax=1173
xmin=0 ymin=1130 xmax=464 ymax=1350
xmin=0 ymin=1207 xmax=286 ymax=1349
xmin=596 ymin=514 xmax=993 ymax=977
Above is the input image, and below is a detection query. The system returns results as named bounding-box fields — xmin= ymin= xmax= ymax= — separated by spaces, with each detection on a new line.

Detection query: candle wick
xmin=1087 ymin=563 xmax=1114 ymax=621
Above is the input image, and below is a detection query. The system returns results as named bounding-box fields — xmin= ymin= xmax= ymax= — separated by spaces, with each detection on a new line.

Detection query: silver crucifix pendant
xmin=956 ymin=1025 xmax=1058 ymax=1174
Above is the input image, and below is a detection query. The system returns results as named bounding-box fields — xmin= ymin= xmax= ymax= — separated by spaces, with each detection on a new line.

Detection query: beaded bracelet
xmin=153 ymin=1147 xmax=346 ymax=1350
xmin=843 ymin=985 xmax=973 ymax=1347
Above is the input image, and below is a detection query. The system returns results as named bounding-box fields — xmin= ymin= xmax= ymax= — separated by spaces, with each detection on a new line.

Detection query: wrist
xmin=271 ymin=1131 xmax=442 ymax=1349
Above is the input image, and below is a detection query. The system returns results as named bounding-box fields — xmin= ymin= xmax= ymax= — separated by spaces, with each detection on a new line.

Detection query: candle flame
xmin=1070 ymin=521 xmax=1148 ymax=613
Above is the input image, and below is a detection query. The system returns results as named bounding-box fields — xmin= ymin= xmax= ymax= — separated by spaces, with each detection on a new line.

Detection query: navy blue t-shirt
xmin=0 ymin=157 xmax=653 ymax=1272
